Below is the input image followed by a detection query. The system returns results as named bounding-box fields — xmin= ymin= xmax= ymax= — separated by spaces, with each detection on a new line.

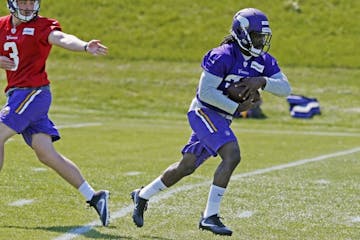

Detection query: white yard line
xmin=5 ymin=123 xmax=102 ymax=144
xmin=238 ymin=211 xmax=254 ymax=218
xmin=119 ymin=120 xmax=360 ymax=137
xmin=56 ymin=122 xmax=102 ymax=129
xmin=53 ymin=146 xmax=360 ymax=240
xmin=9 ymin=199 xmax=35 ymax=207
xmin=350 ymin=216 xmax=360 ymax=223
xmin=237 ymin=129 xmax=360 ymax=137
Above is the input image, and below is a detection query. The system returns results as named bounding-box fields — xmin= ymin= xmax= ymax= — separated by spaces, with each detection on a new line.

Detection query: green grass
xmin=45 ymin=59 xmax=359 ymax=129
xmin=0 ymin=0 xmax=359 ymax=239
xmin=2 ymin=0 xmax=358 ymax=68
xmin=0 ymin=117 xmax=359 ymax=240
xmin=0 ymin=58 xmax=359 ymax=239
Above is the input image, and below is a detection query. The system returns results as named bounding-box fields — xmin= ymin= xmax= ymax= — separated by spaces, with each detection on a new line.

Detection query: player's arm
xmin=48 ymin=30 xmax=108 ymax=56
xmin=238 ymin=72 xmax=291 ymax=97
xmin=263 ymin=72 xmax=291 ymax=96
xmin=198 ymin=70 xmax=242 ymax=115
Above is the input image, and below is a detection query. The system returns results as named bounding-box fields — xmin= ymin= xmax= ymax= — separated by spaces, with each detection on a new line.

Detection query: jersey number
xmin=4 ymin=42 xmax=19 ymax=71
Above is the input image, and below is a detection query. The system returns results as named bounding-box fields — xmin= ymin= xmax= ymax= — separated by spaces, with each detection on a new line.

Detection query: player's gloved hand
xmin=233 ymin=96 xmax=262 ymax=118
xmin=227 ymin=82 xmax=251 ymax=101
xmin=238 ymin=77 xmax=267 ymax=91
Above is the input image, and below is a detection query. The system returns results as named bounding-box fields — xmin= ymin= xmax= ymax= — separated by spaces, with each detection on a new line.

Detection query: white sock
xmin=139 ymin=176 xmax=167 ymax=200
xmin=203 ymin=184 xmax=226 ymax=218
xmin=78 ymin=181 xmax=96 ymax=201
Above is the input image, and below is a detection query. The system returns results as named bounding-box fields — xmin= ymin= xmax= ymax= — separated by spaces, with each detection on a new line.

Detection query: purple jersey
xmin=195 ymin=42 xmax=281 ymax=114
xmin=183 ymin=42 xmax=281 ymax=167
xmin=202 ymin=42 xmax=280 ymax=94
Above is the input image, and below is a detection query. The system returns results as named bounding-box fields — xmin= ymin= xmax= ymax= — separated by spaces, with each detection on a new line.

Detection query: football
xmin=226 ymin=82 xmax=261 ymax=103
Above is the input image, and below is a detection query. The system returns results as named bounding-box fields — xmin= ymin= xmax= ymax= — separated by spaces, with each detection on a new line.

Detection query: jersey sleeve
xmin=38 ymin=18 xmax=62 ymax=45
xmin=262 ymin=53 xmax=281 ymax=77
xmin=201 ymin=45 xmax=234 ymax=79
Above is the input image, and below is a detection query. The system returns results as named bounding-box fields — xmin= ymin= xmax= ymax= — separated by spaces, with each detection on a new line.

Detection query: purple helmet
xmin=231 ymin=8 xmax=272 ymax=57
xmin=7 ymin=0 xmax=41 ymax=22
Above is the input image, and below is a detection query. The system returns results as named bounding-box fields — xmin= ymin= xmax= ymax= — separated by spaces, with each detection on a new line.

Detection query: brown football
xmin=226 ymin=82 xmax=261 ymax=103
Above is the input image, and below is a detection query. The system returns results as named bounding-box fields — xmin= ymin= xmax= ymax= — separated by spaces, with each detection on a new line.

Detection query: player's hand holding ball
xmin=234 ymin=91 xmax=261 ymax=116
xmin=225 ymin=80 xmax=262 ymax=117
xmin=238 ymin=77 xmax=267 ymax=91
xmin=226 ymin=81 xmax=261 ymax=102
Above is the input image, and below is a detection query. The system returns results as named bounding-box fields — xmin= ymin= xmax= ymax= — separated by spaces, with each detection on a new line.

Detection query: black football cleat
xmin=130 ymin=188 xmax=148 ymax=227
xmin=87 ymin=190 xmax=110 ymax=227
xmin=199 ymin=213 xmax=233 ymax=236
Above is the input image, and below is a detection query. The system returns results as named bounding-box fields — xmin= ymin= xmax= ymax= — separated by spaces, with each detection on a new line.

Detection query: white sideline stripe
xmin=9 ymin=199 xmax=35 ymax=206
xmin=231 ymin=147 xmax=360 ymax=180
xmin=53 ymin=147 xmax=360 ymax=240
xmin=124 ymin=171 xmax=143 ymax=176
xmin=5 ymin=123 xmax=102 ymax=145
xmin=238 ymin=129 xmax=360 ymax=137
xmin=238 ymin=210 xmax=254 ymax=218
xmin=32 ymin=167 xmax=48 ymax=172
xmin=56 ymin=122 xmax=102 ymax=129
xmin=314 ymin=179 xmax=330 ymax=185
xmin=350 ymin=216 xmax=360 ymax=223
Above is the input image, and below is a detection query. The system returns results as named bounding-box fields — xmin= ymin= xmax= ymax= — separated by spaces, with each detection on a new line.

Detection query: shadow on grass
xmin=139 ymin=236 xmax=174 ymax=240
xmin=1 ymin=225 xmax=175 ymax=239
xmin=1 ymin=225 xmax=132 ymax=239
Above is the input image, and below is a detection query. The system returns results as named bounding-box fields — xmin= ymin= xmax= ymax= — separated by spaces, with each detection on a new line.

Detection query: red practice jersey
xmin=0 ymin=15 xmax=61 ymax=92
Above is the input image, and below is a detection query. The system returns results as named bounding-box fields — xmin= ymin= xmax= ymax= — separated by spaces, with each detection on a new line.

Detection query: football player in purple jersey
xmin=131 ymin=8 xmax=291 ymax=236
xmin=0 ymin=0 xmax=109 ymax=226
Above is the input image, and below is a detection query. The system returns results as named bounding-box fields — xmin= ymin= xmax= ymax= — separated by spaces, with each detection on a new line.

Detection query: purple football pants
xmin=0 ymin=86 xmax=60 ymax=147
xmin=182 ymin=107 xmax=237 ymax=167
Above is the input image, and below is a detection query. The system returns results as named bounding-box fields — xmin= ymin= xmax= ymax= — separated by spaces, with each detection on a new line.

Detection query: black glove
xmin=233 ymin=96 xmax=262 ymax=118
xmin=238 ymin=77 xmax=267 ymax=91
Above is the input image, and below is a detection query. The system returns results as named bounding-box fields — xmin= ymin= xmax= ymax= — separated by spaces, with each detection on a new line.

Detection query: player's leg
xmin=160 ymin=152 xmax=198 ymax=186
xmin=30 ymin=132 xmax=110 ymax=226
xmin=130 ymin=125 xmax=216 ymax=228
xmin=0 ymin=122 xmax=17 ymax=171
xmin=199 ymin=142 xmax=240 ymax=236
xmin=1 ymin=88 xmax=108 ymax=226
xmin=131 ymin=152 xmax=198 ymax=227
xmin=213 ymin=141 xmax=241 ymax=188
xmin=32 ymin=133 xmax=85 ymax=187
xmin=140 ymin=152 xmax=198 ymax=199
xmin=0 ymin=89 xmax=36 ymax=171
xmin=0 ymin=90 xmax=32 ymax=171
xmin=131 ymin=108 xmax=224 ymax=228
xmin=189 ymin=107 xmax=239 ymax=236
xmin=138 ymin=130 xmax=210 ymax=200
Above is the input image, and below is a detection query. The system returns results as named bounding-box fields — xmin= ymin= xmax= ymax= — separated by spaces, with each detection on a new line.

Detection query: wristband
xmin=84 ymin=44 xmax=88 ymax=52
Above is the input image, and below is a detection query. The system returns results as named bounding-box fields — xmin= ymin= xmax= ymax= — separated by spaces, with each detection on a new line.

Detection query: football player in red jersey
xmin=0 ymin=0 xmax=110 ymax=226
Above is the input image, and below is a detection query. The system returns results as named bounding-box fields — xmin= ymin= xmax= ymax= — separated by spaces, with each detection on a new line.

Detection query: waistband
xmin=189 ymin=97 xmax=233 ymax=120
xmin=6 ymin=85 xmax=50 ymax=97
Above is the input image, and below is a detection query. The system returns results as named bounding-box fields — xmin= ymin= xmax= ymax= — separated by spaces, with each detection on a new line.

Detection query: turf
xmin=0 ymin=0 xmax=359 ymax=239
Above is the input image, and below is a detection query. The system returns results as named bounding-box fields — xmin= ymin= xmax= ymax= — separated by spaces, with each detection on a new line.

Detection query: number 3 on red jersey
xmin=4 ymin=42 xmax=19 ymax=71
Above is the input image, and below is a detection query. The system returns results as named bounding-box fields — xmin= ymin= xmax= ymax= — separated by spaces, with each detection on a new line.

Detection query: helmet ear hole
xmin=241 ymin=39 xmax=249 ymax=47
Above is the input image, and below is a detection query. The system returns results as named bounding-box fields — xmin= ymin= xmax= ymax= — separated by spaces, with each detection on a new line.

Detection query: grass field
xmin=0 ymin=117 xmax=359 ymax=240
xmin=0 ymin=61 xmax=359 ymax=240
xmin=0 ymin=0 xmax=359 ymax=239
